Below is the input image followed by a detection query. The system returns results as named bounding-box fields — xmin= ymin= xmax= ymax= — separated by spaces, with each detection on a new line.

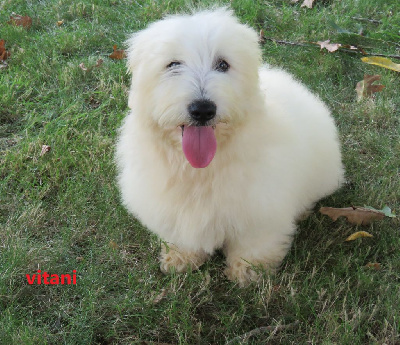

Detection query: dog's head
xmin=126 ymin=8 xmax=262 ymax=168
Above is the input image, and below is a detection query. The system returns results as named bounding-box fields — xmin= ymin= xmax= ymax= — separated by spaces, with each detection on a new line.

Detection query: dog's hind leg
xmin=159 ymin=243 xmax=209 ymax=274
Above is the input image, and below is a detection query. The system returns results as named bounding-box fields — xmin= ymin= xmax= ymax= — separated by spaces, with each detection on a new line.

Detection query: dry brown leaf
xmin=345 ymin=231 xmax=373 ymax=241
xmin=317 ymin=40 xmax=342 ymax=53
xmin=320 ymin=206 xmax=385 ymax=225
xmin=79 ymin=59 xmax=103 ymax=72
xmin=88 ymin=95 xmax=101 ymax=109
xmin=153 ymin=288 xmax=168 ymax=304
xmin=365 ymin=262 xmax=381 ymax=270
xmin=57 ymin=20 xmax=64 ymax=26
xmin=109 ymin=45 xmax=126 ymax=60
xmin=0 ymin=40 xmax=11 ymax=61
xmin=273 ymin=285 xmax=282 ymax=292
xmin=109 ymin=240 xmax=118 ymax=249
xmin=8 ymin=14 xmax=33 ymax=28
xmin=40 ymin=145 xmax=51 ymax=156
xmin=356 ymin=74 xmax=385 ymax=102
xmin=259 ymin=29 xmax=265 ymax=43
xmin=94 ymin=58 xmax=103 ymax=67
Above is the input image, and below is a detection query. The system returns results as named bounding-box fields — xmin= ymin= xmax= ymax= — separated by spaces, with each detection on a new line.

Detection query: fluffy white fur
xmin=116 ymin=9 xmax=344 ymax=286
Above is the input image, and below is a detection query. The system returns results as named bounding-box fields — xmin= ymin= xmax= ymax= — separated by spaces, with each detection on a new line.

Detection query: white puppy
xmin=116 ymin=8 xmax=344 ymax=286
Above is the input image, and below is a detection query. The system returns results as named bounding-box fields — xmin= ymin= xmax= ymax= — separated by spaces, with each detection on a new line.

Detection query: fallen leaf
xmin=109 ymin=45 xmax=126 ymax=60
xmin=88 ymin=95 xmax=101 ymax=109
xmin=79 ymin=59 xmax=103 ymax=72
xmin=317 ymin=40 xmax=342 ymax=53
xmin=320 ymin=206 xmax=385 ymax=225
xmin=361 ymin=56 xmax=400 ymax=73
xmin=355 ymin=74 xmax=385 ymax=102
xmin=153 ymin=288 xmax=168 ymax=304
xmin=0 ymin=40 xmax=11 ymax=61
xmin=273 ymin=285 xmax=282 ymax=292
xmin=342 ymin=44 xmax=359 ymax=51
xmin=8 ymin=14 xmax=32 ymax=28
xmin=365 ymin=205 xmax=396 ymax=218
xmin=57 ymin=20 xmax=64 ymax=26
xmin=345 ymin=231 xmax=373 ymax=241
xmin=259 ymin=29 xmax=265 ymax=43
xmin=109 ymin=240 xmax=118 ymax=249
xmin=301 ymin=0 xmax=316 ymax=8
xmin=78 ymin=62 xmax=88 ymax=71
xmin=94 ymin=58 xmax=103 ymax=67
xmin=40 ymin=145 xmax=51 ymax=156
xmin=365 ymin=262 xmax=381 ymax=270
xmin=291 ymin=0 xmax=316 ymax=7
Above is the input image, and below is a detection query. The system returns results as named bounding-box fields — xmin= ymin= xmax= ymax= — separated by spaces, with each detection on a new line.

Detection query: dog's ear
xmin=126 ymin=24 xmax=157 ymax=74
xmin=125 ymin=30 xmax=150 ymax=108
xmin=125 ymin=32 xmax=141 ymax=74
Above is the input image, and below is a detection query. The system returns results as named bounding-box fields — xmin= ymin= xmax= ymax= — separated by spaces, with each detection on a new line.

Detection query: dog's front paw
xmin=160 ymin=244 xmax=209 ymax=274
xmin=224 ymin=259 xmax=277 ymax=287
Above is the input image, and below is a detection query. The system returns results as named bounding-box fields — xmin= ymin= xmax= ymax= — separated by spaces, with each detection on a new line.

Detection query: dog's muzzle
xmin=188 ymin=99 xmax=216 ymax=125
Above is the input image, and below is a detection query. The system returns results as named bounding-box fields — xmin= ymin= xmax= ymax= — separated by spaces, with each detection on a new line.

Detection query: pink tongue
xmin=182 ymin=126 xmax=217 ymax=168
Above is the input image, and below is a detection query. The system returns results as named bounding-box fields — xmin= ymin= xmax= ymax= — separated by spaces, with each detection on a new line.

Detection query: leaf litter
xmin=361 ymin=56 xmax=400 ymax=73
xmin=109 ymin=45 xmax=126 ymax=60
xmin=319 ymin=206 xmax=388 ymax=225
xmin=291 ymin=0 xmax=316 ymax=9
xmin=0 ymin=40 xmax=11 ymax=61
xmin=79 ymin=59 xmax=103 ymax=72
xmin=8 ymin=14 xmax=33 ymax=28
xmin=355 ymin=75 xmax=385 ymax=101
xmin=345 ymin=231 xmax=373 ymax=241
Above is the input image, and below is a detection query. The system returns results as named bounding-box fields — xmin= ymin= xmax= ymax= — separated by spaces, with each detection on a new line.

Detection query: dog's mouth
xmin=180 ymin=125 xmax=217 ymax=168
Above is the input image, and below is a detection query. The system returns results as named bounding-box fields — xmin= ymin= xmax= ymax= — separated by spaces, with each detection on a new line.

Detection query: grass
xmin=1 ymin=0 xmax=399 ymax=344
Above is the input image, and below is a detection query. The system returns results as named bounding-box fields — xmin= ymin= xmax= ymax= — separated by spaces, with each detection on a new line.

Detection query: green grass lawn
xmin=1 ymin=0 xmax=399 ymax=344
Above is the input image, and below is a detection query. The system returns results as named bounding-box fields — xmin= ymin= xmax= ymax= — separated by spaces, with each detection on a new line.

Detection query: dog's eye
xmin=166 ymin=61 xmax=182 ymax=69
xmin=215 ymin=59 xmax=230 ymax=72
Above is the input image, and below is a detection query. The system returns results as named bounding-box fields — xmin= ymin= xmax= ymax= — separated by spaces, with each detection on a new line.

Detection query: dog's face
xmin=126 ymin=9 xmax=261 ymax=168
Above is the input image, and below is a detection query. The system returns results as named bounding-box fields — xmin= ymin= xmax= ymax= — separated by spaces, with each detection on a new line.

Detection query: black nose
xmin=188 ymin=99 xmax=216 ymax=124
